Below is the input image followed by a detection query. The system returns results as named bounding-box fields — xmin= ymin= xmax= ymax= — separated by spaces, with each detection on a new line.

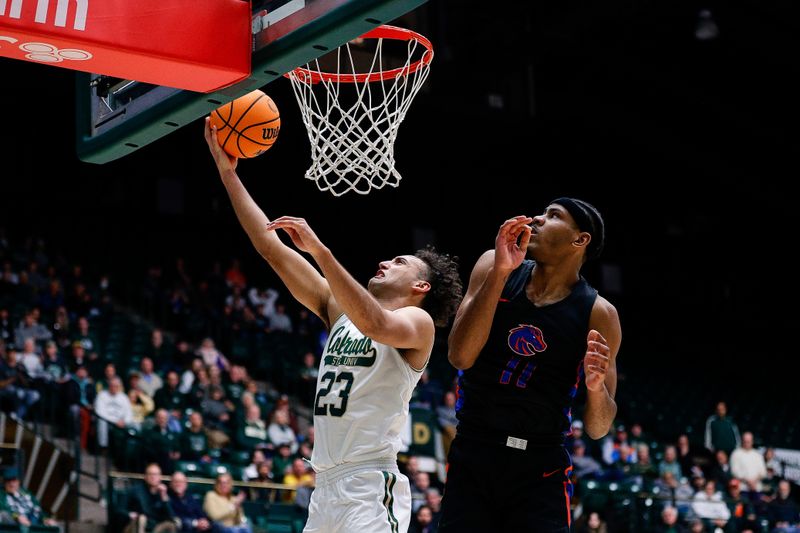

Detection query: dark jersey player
xmin=438 ymin=199 xmax=621 ymax=532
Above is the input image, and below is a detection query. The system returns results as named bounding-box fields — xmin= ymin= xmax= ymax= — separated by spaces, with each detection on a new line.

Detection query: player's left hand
xmin=267 ymin=216 xmax=325 ymax=255
xmin=583 ymin=329 xmax=610 ymax=392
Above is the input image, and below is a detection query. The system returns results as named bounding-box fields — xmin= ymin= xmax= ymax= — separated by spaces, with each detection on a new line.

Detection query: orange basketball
xmin=210 ymin=89 xmax=280 ymax=158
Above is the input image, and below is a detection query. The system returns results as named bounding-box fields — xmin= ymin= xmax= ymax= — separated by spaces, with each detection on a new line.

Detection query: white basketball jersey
xmin=310 ymin=313 xmax=424 ymax=472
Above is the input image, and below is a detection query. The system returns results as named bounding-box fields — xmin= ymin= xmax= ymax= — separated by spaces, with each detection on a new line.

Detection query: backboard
xmin=75 ymin=0 xmax=427 ymax=164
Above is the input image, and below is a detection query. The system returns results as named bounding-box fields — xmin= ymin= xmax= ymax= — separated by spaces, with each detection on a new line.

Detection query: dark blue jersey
xmin=455 ymin=259 xmax=597 ymax=440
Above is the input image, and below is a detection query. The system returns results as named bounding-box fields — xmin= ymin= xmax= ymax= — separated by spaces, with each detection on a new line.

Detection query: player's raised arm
xmin=204 ymin=118 xmax=334 ymax=325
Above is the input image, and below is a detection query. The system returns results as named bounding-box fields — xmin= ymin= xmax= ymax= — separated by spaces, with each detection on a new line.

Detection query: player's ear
xmin=412 ymin=280 xmax=431 ymax=294
xmin=574 ymin=232 xmax=591 ymax=250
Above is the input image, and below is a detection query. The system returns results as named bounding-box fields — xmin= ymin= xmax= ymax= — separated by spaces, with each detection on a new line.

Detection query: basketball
xmin=210 ymin=89 xmax=280 ymax=158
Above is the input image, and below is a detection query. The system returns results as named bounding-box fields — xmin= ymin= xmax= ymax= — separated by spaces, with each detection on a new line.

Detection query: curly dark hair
xmin=414 ymin=245 xmax=464 ymax=327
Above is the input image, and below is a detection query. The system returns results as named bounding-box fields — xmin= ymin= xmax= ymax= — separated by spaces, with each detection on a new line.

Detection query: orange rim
xmin=288 ymin=25 xmax=433 ymax=84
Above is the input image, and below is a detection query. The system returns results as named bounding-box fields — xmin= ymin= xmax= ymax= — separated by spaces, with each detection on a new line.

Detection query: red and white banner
xmin=0 ymin=0 xmax=251 ymax=93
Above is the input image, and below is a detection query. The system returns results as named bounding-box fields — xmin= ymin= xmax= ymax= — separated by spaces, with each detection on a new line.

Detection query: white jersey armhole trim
xmin=404 ymin=349 xmax=431 ymax=374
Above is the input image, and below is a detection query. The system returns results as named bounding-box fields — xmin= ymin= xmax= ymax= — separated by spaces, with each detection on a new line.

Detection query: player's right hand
xmin=494 ymin=216 xmax=533 ymax=273
xmin=204 ymin=117 xmax=238 ymax=173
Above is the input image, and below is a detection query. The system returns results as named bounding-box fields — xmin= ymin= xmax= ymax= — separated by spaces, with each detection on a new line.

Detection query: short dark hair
xmin=550 ymin=197 xmax=605 ymax=260
xmin=414 ymin=246 xmax=463 ymax=327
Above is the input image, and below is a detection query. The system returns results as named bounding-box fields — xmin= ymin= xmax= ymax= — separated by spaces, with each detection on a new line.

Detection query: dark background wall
xmin=2 ymin=0 xmax=799 ymax=385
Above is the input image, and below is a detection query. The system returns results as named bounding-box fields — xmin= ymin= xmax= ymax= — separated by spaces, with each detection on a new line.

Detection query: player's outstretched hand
xmin=204 ymin=117 xmax=238 ymax=174
xmin=267 ymin=216 xmax=326 ymax=256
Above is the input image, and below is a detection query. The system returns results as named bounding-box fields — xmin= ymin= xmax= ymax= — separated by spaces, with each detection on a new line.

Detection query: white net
xmin=287 ymin=27 xmax=432 ymax=196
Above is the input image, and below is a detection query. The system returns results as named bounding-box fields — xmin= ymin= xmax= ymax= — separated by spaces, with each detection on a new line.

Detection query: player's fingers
xmin=586 ymin=364 xmax=607 ymax=376
xmin=588 ymin=329 xmax=607 ymax=344
xmin=587 ymin=341 xmax=610 ymax=356
xmin=517 ymin=226 xmax=532 ymax=249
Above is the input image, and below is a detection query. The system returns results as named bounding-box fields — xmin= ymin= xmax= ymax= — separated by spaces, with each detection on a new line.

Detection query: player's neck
xmin=527 ymin=263 xmax=580 ymax=306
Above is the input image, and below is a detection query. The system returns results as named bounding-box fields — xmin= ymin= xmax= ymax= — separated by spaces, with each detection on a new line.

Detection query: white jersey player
xmin=204 ymin=118 xmax=463 ymax=533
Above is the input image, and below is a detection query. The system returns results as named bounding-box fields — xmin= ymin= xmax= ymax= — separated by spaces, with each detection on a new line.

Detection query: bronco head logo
xmin=507 ymin=325 xmax=547 ymax=356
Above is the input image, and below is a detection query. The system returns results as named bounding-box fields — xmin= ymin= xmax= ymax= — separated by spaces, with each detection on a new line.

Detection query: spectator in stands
xmin=411 ymin=472 xmax=432 ymax=513
xmin=271 ymin=443 xmax=293 ymax=483
xmin=224 ymin=365 xmax=248 ymax=405
xmin=187 ymin=366 xmax=210 ymax=410
xmin=629 ymin=443 xmax=659 ymax=482
xmin=143 ymin=408 xmax=181 ymax=474
xmin=296 ymin=351 xmax=319 ymax=407
xmin=18 ymin=337 xmax=43 ymax=379
xmin=655 ymin=471 xmax=695 ymax=516
xmin=41 ymin=340 xmax=67 ymax=383
xmin=725 ymin=478 xmax=758 ymax=532
xmin=411 ymin=368 xmax=443 ymax=409
xmin=200 ymin=385 xmax=231 ymax=450
xmin=96 ymin=362 xmax=118 ymax=393
xmin=154 ymin=371 xmax=185 ymax=421
xmin=242 ymin=450 xmax=268 ymax=481
xmin=730 ymin=431 xmax=767 ymax=493
xmin=128 ymin=386 xmax=155 ymax=429
xmin=628 ymin=422 xmax=648 ymax=449
xmin=705 ymin=401 xmax=741 ymax=456
xmin=572 ymin=439 xmax=603 ymax=480
xmin=0 ymin=466 xmax=57 ymax=528
xmin=409 ymin=505 xmax=437 ymax=533
xmin=768 ymin=480 xmax=800 ymax=532
xmin=64 ymin=364 xmax=96 ymax=448
xmin=180 ymin=412 xmax=211 ymax=464
xmin=425 ymin=488 xmax=443 ymax=528
xmin=436 ymin=391 xmax=458 ymax=457
xmin=72 ymin=316 xmax=98 ymax=356
xmin=655 ymin=505 xmax=687 ymax=533
xmin=0 ymin=308 xmax=14 ymax=345
xmin=267 ymin=303 xmax=293 ymax=333
xmin=764 ymin=447 xmax=782 ymax=475
xmin=168 ymin=471 xmax=211 ymax=533
xmin=14 ymin=310 xmax=51 ymax=347
xmin=125 ymin=463 xmax=176 ymax=533
xmin=248 ymin=286 xmax=279 ymax=319
xmin=69 ymin=340 xmax=100 ymax=377
xmin=577 ymin=511 xmax=608 ymax=533
xmin=709 ymin=449 xmax=733 ymax=488
xmin=247 ymin=462 xmax=276 ymax=502
xmin=179 ymin=357 xmax=203 ymax=396
xmin=282 ymin=458 xmax=314 ymax=504
xmin=659 ymin=445 xmax=683 ymax=480
xmin=94 ymin=376 xmax=134 ymax=448
xmin=691 ymin=479 xmax=730 ymax=530
xmin=677 ymin=433 xmax=710 ymax=480
xmin=267 ymin=408 xmax=297 ymax=454
xmin=203 ymin=473 xmax=251 ymax=533
xmin=224 ymin=259 xmax=247 ymax=290
xmin=148 ymin=329 xmax=175 ymax=372
xmin=51 ymin=306 xmax=71 ymax=349
xmin=137 ymin=357 xmax=164 ymax=398
xmin=196 ymin=338 xmax=229 ymax=372
xmin=601 ymin=424 xmax=630 ymax=465
xmin=0 ymin=346 xmax=40 ymax=420
xmin=235 ymin=404 xmax=269 ymax=454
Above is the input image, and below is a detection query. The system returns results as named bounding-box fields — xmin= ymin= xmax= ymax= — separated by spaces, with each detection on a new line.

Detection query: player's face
xmin=527 ymin=204 xmax=582 ymax=259
xmin=368 ymin=255 xmax=427 ymax=294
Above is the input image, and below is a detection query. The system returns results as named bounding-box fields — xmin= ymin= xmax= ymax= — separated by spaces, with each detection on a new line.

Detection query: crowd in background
xmin=2 ymin=230 xmax=799 ymax=533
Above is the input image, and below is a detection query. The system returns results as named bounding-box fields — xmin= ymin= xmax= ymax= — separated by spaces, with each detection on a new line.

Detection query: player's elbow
xmin=447 ymin=350 xmax=474 ymax=371
xmin=585 ymin=425 xmax=611 ymax=440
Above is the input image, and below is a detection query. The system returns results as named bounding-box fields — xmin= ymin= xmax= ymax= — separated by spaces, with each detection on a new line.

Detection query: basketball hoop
xmin=286 ymin=25 xmax=433 ymax=196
